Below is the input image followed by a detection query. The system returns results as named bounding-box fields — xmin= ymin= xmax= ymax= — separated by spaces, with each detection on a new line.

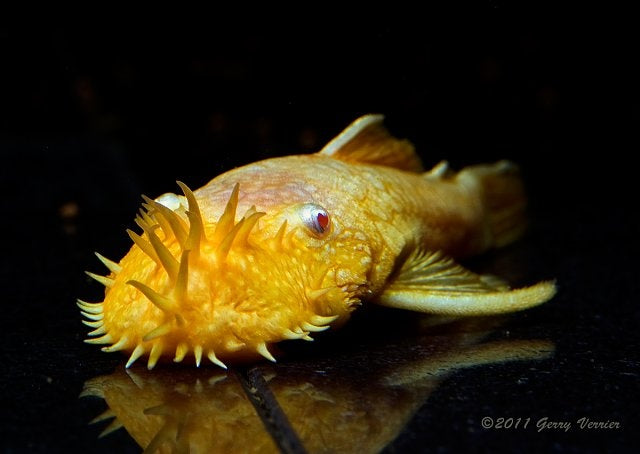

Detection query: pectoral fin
xmin=376 ymin=249 xmax=556 ymax=316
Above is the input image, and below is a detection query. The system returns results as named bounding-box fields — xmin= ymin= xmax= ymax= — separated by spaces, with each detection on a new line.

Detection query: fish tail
xmin=458 ymin=160 xmax=528 ymax=249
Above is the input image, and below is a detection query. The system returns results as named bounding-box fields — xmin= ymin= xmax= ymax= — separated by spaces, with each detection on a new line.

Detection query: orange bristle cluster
xmin=79 ymin=182 xmax=341 ymax=370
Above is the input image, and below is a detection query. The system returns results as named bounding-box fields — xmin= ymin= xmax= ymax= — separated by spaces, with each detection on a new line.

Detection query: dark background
xmin=1 ymin=15 xmax=637 ymax=453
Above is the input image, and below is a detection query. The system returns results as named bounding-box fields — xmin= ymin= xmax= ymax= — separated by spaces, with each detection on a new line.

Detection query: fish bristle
xmin=127 ymin=229 xmax=160 ymax=264
xmin=305 ymin=287 xmax=332 ymax=302
xmin=85 ymin=271 xmax=115 ymax=288
xmin=282 ymin=328 xmax=308 ymax=340
xmin=207 ymin=350 xmax=227 ymax=369
xmin=225 ymin=338 xmax=246 ymax=352
xmin=94 ymin=252 xmax=122 ymax=274
xmin=256 ymin=342 xmax=276 ymax=362
xmin=84 ymin=334 xmax=113 ymax=345
xmin=82 ymin=319 xmax=103 ymax=328
xmin=301 ymin=321 xmax=330 ymax=332
xmin=185 ymin=210 xmax=203 ymax=259
xmin=310 ymin=314 xmax=339 ymax=325
xmin=236 ymin=211 xmax=265 ymax=246
xmin=174 ymin=250 xmax=190 ymax=302
xmin=144 ymin=403 xmax=170 ymax=416
xmin=140 ymin=194 xmax=154 ymax=205
xmin=147 ymin=342 xmax=163 ymax=370
xmin=127 ymin=280 xmax=175 ymax=313
xmin=271 ymin=220 xmax=287 ymax=251
xmin=139 ymin=209 xmax=155 ymax=229
xmin=177 ymin=181 xmax=206 ymax=244
xmin=194 ymin=345 xmax=203 ymax=367
xmin=146 ymin=228 xmax=179 ymax=281
xmin=88 ymin=325 xmax=107 ymax=336
xmin=134 ymin=214 xmax=149 ymax=232
xmin=311 ymin=266 xmax=331 ymax=290
xmin=102 ymin=336 xmax=129 ymax=352
xmin=140 ymin=201 xmax=153 ymax=214
xmin=143 ymin=322 xmax=173 ymax=342
xmin=174 ymin=342 xmax=189 ymax=363
xmin=216 ymin=217 xmax=245 ymax=259
xmin=90 ymin=409 xmax=116 ymax=424
xmin=76 ymin=299 xmax=103 ymax=314
xmin=143 ymin=198 xmax=173 ymax=243
xmin=148 ymin=197 xmax=188 ymax=247
xmin=213 ymin=183 xmax=240 ymax=241
xmin=80 ymin=310 xmax=103 ymax=321
xmin=125 ymin=344 xmax=145 ymax=368
xmin=79 ymin=385 xmax=104 ymax=399
xmin=99 ymin=419 xmax=124 ymax=438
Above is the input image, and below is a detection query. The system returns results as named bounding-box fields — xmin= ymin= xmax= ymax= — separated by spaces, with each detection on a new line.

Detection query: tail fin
xmin=457 ymin=160 xmax=528 ymax=249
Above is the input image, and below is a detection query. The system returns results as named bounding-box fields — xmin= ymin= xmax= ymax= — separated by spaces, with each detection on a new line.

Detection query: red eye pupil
xmin=316 ymin=212 xmax=329 ymax=231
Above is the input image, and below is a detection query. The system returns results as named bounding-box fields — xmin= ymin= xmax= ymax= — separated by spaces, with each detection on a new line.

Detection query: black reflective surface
xmin=1 ymin=20 xmax=637 ymax=453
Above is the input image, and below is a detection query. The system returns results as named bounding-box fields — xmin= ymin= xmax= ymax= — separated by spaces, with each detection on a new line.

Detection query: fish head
xmin=81 ymin=182 xmax=374 ymax=368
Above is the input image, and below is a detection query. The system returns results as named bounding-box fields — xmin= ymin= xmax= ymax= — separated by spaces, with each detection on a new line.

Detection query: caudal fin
xmin=457 ymin=160 xmax=528 ymax=249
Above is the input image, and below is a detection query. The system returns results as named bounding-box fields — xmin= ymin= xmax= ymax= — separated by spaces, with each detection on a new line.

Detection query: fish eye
xmin=299 ymin=204 xmax=331 ymax=236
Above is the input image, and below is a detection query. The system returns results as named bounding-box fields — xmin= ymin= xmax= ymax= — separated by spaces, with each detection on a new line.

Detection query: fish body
xmin=80 ymin=115 xmax=555 ymax=369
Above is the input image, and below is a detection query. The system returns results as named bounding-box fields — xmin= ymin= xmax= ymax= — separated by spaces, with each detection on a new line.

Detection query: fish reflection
xmin=81 ymin=317 xmax=553 ymax=453
xmin=82 ymin=369 xmax=278 ymax=453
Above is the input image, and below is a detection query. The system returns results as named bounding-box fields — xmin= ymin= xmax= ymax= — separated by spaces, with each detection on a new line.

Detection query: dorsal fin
xmin=318 ymin=114 xmax=424 ymax=172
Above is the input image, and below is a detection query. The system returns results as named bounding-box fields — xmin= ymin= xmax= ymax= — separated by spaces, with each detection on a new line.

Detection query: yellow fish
xmin=79 ymin=114 xmax=556 ymax=369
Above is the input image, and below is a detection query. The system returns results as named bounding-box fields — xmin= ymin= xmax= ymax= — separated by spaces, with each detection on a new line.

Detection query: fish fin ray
xmin=422 ymin=160 xmax=453 ymax=180
xmin=457 ymin=160 xmax=528 ymax=248
xmin=318 ymin=114 xmax=424 ymax=172
xmin=376 ymin=248 xmax=556 ymax=315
